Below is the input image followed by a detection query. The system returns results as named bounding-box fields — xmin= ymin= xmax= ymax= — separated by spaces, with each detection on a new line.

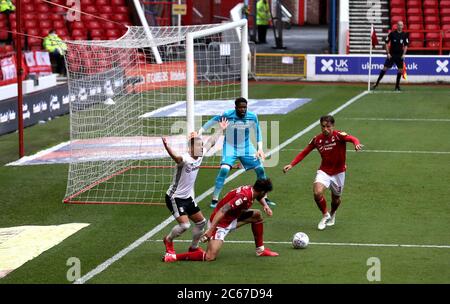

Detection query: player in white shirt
xmin=161 ymin=118 xmax=228 ymax=255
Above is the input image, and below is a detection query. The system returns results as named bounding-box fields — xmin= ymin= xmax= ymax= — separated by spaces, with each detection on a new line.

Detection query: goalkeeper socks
xmin=376 ymin=70 xmax=386 ymax=86
xmin=396 ymin=72 xmax=401 ymax=88
xmin=213 ymin=166 xmax=230 ymax=200
xmin=191 ymin=219 xmax=206 ymax=249
xmin=315 ymin=196 xmax=328 ymax=215
xmin=255 ymin=166 xmax=267 ymax=180
xmin=176 ymin=250 xmax=206 ymax=261
xmin=252 ymin=221 xmax=264 ymax=248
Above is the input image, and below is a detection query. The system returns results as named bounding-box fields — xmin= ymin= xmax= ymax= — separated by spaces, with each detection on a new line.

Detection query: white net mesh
xmin=63 ymin=23 xmax=245 ymax=205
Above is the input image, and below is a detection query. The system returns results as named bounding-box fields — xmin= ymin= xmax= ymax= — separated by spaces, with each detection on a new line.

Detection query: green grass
xmin=0 ymin=83 xmax=449 ymax=284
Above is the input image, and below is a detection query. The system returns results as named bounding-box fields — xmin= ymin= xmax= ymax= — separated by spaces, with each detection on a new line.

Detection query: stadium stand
xmin=390 ymin=0 xmax=450 ymax=53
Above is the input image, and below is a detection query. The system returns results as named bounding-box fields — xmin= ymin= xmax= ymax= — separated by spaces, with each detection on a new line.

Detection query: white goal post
xmin=63 ymin=20 xmax=249 ymax=205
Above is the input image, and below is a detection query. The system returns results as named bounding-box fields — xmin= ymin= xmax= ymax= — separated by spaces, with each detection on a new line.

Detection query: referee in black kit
xmin=372 ymin=20 xmax=409 ymax=91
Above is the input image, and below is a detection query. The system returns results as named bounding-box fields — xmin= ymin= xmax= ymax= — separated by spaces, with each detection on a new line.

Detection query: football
xmin=292 ymin=232 xmax=309 ymax=249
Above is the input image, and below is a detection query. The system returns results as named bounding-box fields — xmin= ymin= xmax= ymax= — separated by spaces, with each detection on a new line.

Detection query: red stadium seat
xmin=24 ymin=4 xmax=34 ymax=12
xmin=408 ymin=40 xmax=424 ymax=47
xmin=70 ymin=21 xmax=85 ymax=30
xmin=40 ymin=20 xmax=53 ymax=29
xmin=98 ymin=13 xmax=112 ymax=21
xmin=52 ymin=6 xmax=66 ymax=13
xmin=406 ymin=0 xmax=421 ymax=8
xmin=425 ymin=24 xmax=439 ymax=31
xmin=106 ymin=29 xmax=120 ymax=39
xmin=35 ymin=13 xmax=48 ymax=20
xmin=50 ymin=14 xmax=64 ymax=21
xmin=391 ymin=7 xmax=406 ymax=16
xmin=82 ymin=14 xmax=96 ymax=22
xmin=114 ymin=6 xmax=129 ymax=14
xmin=87 ymin=21 xmax=101 ymax=29
xmin=112 ymin=14 xmax=129 ymax=22
xmin=407 ymin=8 xmax=422 ymax=16
xmin=24 ymin=20 xmax=37 ymax=29
xmin=5 ymin=44 xmax=14 ymax=53
xmin=80 ymin=0 xmax=94 ymax=5
xmin=53 ymin=20 xmax=66 ymax=29
xmin=442 ymin=16 xmax=450 ymax=25
xmin=0 ymin=14 xmax=7 ymax=21
xmin=102 ymin=21 xmax=116 ymax=29
xmin=56 ymin=28 xmax=69 ymax=37
xmin=37 ymin=5 xmax=50 ymax=13
xmin=98 ymin=6 xmax=113 ymax=14
xmin=425 ymin=32 xmax=440 ymax=46
xmin=27 ymin=29 xmax=41 ymax=46
xmin=30 ymin=45 xmax=43 ymax=51
xmin=423 ymin=8 xmax=438 ymax=16
xmin=85 ymin=6 xmax=98 ymax=14
xmin=408 ymin=15 xmax=423 ymax=24
xmin=441 ymin=1 xmax=450 ymax=9
xmin=390 ymin=0 xmax=405 ymax=9
xmin=409 ymin=32 xmax=424 ymax=41
xmin=96 ymin=0 xmax=110 ymax=5
xmin=424 ymin=15 xmax=439 ymax=25
xmin=441 ymin=8 xmax=450 ymax=17
xmin=110 ymin=0 xmax=125 ymax=6
xmin=41 ymin=28 xmax=51 ymax=37
xmin=408 ymin=23 xmax=423 ymax=30
xmin=0 ymin=30 xmax=8 ymax=41
xmin=442 ymin=24 xmax=450 ymax=31
xmin=23 ymin=13 xmax=35 ymax=20
xmin=423 ymin=0 xmax=438 ymax=8
xmin=89 ymin=29 xmax=105 ymax=38
xmin=71 ymin=29 xmax=88 ymax=38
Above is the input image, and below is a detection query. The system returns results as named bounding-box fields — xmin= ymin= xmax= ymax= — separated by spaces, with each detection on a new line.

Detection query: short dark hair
xmin=253 ymin=179 xmax=273 ymax=193
xmin=235 ymin=97 xmax=248 ymax=106
xmin=320 ymin=115 xmax=335 ymax=125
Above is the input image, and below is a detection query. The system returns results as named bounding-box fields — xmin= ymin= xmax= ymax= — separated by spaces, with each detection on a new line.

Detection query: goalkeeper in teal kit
xmin=197 ymin=97 xmax=276 ymax=208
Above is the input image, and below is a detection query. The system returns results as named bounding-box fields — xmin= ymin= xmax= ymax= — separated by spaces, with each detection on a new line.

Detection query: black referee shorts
xmin=384 ymin=56 xmax=404 ymax=69
xmin=165 ymin=194 xmax=200 ymax=218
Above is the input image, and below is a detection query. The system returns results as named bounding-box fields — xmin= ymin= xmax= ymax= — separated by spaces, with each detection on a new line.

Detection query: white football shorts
xmin=314 ymin=170 xmax=346 ymax=196
xmin=208 ymin=219 xmax=238 ymax=241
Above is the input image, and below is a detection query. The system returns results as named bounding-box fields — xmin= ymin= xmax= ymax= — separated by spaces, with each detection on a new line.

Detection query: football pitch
xmin=0 ymin=83 xmax=449 ymax=284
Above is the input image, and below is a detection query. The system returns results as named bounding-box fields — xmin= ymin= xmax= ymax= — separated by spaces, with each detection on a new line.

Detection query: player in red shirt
xmin=283 ymin=115 xmax=363 ymax=230
xmin=163 ymin=179 xmax=278 ymax=262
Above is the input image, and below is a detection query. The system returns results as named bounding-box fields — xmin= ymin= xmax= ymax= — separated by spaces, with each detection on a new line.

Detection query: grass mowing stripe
xmin=146 ymin=239 xmax=450 ymax=249
xmin=74 ymin=90 xmax=369 ymax=284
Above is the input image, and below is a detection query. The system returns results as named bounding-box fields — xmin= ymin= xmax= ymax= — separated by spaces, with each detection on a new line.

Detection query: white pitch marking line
xmin=146 ymin=239 xmax=450 ymax=249
xmin=341 ymin=118 xmax=450 ymax=122
xmin=282 ymin=149 xmax=450 ymax=155
xmin=74 ymin=90 xmax=369 ymax=284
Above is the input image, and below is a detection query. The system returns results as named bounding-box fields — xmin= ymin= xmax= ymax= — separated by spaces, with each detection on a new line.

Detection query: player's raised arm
xmin=204 ymin=118 xmax=229 ymax=153
xmin=197 ymin=114 xmax=223 ymax=136
xmin=283 ymin=140 xmax=315 ymax=173
xmin=161 ymin=137 xmax=183 ymax=164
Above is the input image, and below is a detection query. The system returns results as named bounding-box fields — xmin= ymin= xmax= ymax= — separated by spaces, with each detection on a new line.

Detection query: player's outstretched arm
xmin=283 ymin=143 xmax=315 ymax=173
xmin=161 ymin=137 xmax=183 ymax=164
xmin=341 ymin=133 xmax=363 ymax=151
xmin=204 ymin=118 xmax=229 ymax=153
xmin=197 ymin=115 xmax=223 ymax=136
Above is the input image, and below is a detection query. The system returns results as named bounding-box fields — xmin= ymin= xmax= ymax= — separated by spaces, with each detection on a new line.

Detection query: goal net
xmin=63 ymin=20 xmax=249 ymax=205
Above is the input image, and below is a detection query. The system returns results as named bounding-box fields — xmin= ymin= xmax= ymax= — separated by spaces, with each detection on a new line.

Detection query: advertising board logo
xmin=321 ymin=59 xmax=334 ymax=72
xmin=436 ymin=60 xmax=449 ymax=73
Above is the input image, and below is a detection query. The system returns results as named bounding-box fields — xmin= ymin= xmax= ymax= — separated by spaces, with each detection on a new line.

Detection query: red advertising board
xmin=124 ymin=61 xmax=197 ymax=93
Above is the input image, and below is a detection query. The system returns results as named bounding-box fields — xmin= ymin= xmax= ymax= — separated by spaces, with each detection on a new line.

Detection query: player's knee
xmin=205 ymin=252 xmax=216 ymax=261
xmin=179 ymin=222 xmax=191 ymax=232
xmin=252 ymin=210 xmax=263 ymax=221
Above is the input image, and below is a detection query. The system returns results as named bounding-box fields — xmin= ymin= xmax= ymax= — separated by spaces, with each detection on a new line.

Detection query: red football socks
xmin=252 ymin=221 xmax=264 ymax=248
xmin=176 ymin=250 xmax=205 ymax=261
xmin=315 ymin=196 xmax=328 ymax=214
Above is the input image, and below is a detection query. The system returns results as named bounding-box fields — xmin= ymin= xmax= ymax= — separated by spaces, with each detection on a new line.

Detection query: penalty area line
xmin=74 ymin=90 xmax=369 ymax=284
xmin=146 ymin=239 xmax=450 ymax=249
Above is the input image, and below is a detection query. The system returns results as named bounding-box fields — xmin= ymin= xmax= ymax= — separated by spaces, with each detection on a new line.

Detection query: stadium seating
xmin=390 ymin=0 xmax=450 ymax=52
